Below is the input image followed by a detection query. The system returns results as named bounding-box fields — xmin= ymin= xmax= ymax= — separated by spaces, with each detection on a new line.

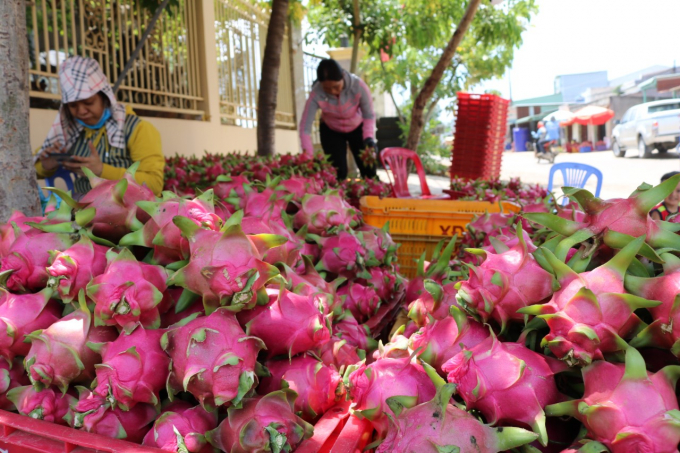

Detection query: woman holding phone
xmin=299 ymin=59 xmax=377 ymax=180
xmin=35 ymin=56 xmax=164 ymax=196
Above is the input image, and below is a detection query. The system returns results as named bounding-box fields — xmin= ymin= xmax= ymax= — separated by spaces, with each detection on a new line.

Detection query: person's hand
xmin=363 ymin=137 xmax=376 ymax=150
xmin=63 ymin=141 xmax=103 ymax=177
xmin=302 ymin=148 xmax=315 ymax=159
xmin=39 ymin=146 xmax=65 ymax=172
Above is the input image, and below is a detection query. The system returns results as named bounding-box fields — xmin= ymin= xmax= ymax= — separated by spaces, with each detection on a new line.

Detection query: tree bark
xmin=405 ymin=0 xmax=481 ymax=151
xmin=0 ymin=1 xmax=41 ymax=220
xmin=350 ymin=0 xmax=361 ymax=74
xmin=257 ymin=0 xmax=289 ymax=157
xmin=112 ymin=0 xmax=171 ymax=93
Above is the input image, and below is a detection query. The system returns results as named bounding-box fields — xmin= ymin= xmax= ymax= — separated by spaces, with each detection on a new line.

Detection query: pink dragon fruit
xmin=481 ymin=225 xmax=536 ymax=254
xmin=213 ymin=174 xmax=250 ymax=199
xmin=347 ymin=356 xmax=437 ymax=436
xmin=333 ymin=311 xmax=377 ymax=352
xmin=373 ymin=334 xmax=411 ymax=361
xmin=224 ymin=186 xmax=289 ymax=224
xmin=206 ymin=389 xmax=313 ymax=452
xmin=407 ymin=280 xmax=461 ymax=327
xmin=276 ymin=174 xmax=323 ymax=202
xmin=89 ymin=324 xmax=170 ymax=410
xmin=7 ymin=386 xmax=77 ymax=425
xmin=442 ymin=334 xmax=569 ymax=446
xmin=0 ymin=288 xmax=61 ymax=359
xmin=0 ymin=201 xmax=72 ymax=258
xmin=311 ymin=229 xmax=367 ymax=276
xmin=162 ymin=308 xmax=265 ymax=409
xmin=356 ymin=224 xmax=398 ymax=266
xmin=278 ymin=259 xmax=343 ymax=315
xmin=358 ymin=265 xmax=404 ymax=303
xmin=456 ymin=226 xmax=553 ymax=332
xmin=524 ymin=174 xmax=680 ymax=260
xmin=337 ymin=281 xmax=381 ymax=322
xmin=49 ymin=163 xmax=156 ymax=242
xmin=546 ymin=347 xmax=680 ymax=452
xmin=259 ymin=355 xmax=345 ymax=421
xmin=404 ymin=237 xmax=458 ymax=304
xmin=245 ymin=288 xmax=331 ymax=358
xmin=315 ymin=335 xmax=364 ymax=371
xmin=168 ymin=213 xmax=285 ymax=313
xmin=24 ymin=299 xmax=117 ymax=393
xmin=468 ymin=211 xmax=516 ymax=240
xmin=67 ymin=388 xmax=158 ymax=442
xmin=87 ymin=248 xmax=169 ymax=330
xmin=519 ymin=237 xmax=660 ymax=366
xmin=409 ymin=306 xmax=489 ymax=371
xmin=142 ymin=401 xmax=217 ymax=453
xmin=626 ymin=253 xmax=680 ymax=355
xmin=241 ymin=216 xmax=304 ymax=268
xmin=376 ymin=381 xmax=538 ymax=453
xmin=0 ymin=357 xmax=29 ymax=411
xmin=119 ymin=190 xmax=222 ymax=265
xmin=46 ymin=236 xmax=109 ymax=304
xmin=0 ymin=227 xmax=76 ymax=293
xmin=293 ymin=191 xmax=360 ymax=234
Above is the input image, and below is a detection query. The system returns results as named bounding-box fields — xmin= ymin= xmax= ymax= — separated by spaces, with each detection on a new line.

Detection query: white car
xmin=612 ymin=99 xmax=680 ymax=158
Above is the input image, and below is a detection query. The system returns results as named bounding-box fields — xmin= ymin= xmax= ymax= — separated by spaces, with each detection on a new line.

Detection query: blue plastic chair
xmin=45 ymin=166 xmax=76 ymax=193
xmin=43 ymin=167 xmax=76 ymax=210
xmin=547 ymin=162 xmax=603 ymax=205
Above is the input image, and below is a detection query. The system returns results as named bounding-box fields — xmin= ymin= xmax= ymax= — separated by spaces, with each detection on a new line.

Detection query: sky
xmin=303 ymin=0 xmax=680 ymax=111
xmin=477 ymin=0 xmax=680 ymax=100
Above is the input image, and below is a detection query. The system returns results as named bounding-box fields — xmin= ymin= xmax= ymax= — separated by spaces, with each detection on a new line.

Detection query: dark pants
xmin=320 ymin=122 xmax=376 ymax=180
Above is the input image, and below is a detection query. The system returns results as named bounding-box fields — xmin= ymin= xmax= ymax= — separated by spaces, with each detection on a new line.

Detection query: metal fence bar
xmin=26 ymin=0 xmax=204 ymax=117
xmin=303 ymin=51 xmax=323 ymax=145
xmin=214 ymin=0 xmax=296 ymax=129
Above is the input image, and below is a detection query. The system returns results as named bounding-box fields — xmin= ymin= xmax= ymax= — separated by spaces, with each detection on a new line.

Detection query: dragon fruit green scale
xmin=167 ymin=212 xmax=286 ymax=314
xmin=162 ymin=308 xmax=265 ymax=410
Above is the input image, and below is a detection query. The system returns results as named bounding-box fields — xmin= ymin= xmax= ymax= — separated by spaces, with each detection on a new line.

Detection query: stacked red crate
xmin=450 ymin=92 xmax=510 ymax=180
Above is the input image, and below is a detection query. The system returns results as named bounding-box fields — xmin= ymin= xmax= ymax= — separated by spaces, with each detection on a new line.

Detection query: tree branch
xmin=350 ymin=0 xmax=361 ymax=73
xmin=112 ymin=0 xmax=171 ymax=93
xmin=405 ymin=0 xmax=482 ymax=151
xmin=380 ymin=58 xmax=403 ymax=122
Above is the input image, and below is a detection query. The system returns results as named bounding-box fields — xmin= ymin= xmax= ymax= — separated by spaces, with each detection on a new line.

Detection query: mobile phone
xmin=46 ymin=153 xmax=75 ymax=162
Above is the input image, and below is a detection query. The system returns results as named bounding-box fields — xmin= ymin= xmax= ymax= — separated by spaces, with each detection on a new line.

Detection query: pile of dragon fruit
xmin=163 ymin=152 xmax=392 ymax=208
xmin=449 ymin=175 xmax=549 ymax=205
xmin=2 ymin=159 xmax=680 ymax=453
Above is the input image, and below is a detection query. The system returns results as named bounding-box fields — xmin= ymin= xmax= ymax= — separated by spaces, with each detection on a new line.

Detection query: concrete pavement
xmin=378 ymin=149 xmax=680 ymax=200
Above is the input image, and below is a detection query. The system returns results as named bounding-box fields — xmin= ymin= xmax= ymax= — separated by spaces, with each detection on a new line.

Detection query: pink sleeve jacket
xmin=299 ymin=71 xmax=376 ymax=152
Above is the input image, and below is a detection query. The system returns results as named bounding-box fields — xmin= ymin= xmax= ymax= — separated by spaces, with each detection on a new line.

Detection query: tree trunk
xmin=0 ymin=1 xmax=41 ymax=220
xmin=350 ymin=0 xmax=361 ymax=74
xmin=405 ymin=0 xmax=481 ymax=151
xmin=112 ymin=0 xmax=171 ymax=93
xmin=257 ymin=0 xmax=289 ymax=157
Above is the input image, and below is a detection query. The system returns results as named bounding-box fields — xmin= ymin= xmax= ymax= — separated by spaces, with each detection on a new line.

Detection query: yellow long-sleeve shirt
xmin=36 ymin=109 xmax=164 ymax=196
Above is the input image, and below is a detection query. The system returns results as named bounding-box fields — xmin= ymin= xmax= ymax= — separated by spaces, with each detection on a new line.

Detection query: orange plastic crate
xmin=360 ymin=197 xmax=520 ymax=278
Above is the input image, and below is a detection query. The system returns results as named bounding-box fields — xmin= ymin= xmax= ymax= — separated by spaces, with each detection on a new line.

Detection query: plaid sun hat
xmin=37 ymin=56 xmax=127 ymax=161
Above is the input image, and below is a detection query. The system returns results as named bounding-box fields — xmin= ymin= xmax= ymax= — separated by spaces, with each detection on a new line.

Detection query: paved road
xmin=379 ymin=149 xmax=680 ymax=200
xmin=500 ymin=149 xmax=680 ymax=199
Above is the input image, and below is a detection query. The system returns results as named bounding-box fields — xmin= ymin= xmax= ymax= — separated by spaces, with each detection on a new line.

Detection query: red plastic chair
xmin=380 ymin=147 xmax=444 ymax=198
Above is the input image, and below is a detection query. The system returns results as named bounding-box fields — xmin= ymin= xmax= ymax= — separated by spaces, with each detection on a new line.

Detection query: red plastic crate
xmin=0 ymin=409 xmax=164 ymax=452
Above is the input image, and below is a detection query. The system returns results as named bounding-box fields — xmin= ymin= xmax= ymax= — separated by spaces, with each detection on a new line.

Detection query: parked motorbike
xmin=526 ymin=139 xmax=557 ymax=164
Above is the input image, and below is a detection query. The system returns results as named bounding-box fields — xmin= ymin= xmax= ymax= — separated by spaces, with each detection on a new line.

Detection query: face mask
xmin=76 ymin=108 xmax=111 ymax=130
